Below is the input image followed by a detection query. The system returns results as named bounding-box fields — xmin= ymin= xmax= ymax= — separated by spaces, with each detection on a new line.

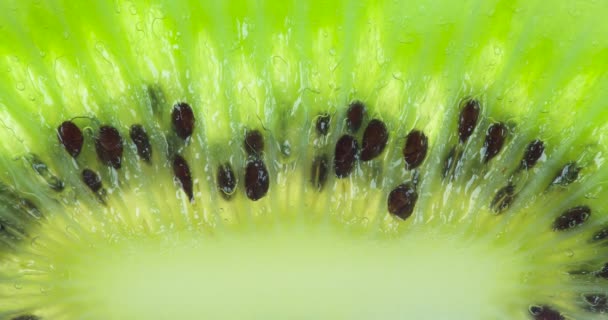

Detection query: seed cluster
xmin=49 ymin=96 xmax=604 ymax=320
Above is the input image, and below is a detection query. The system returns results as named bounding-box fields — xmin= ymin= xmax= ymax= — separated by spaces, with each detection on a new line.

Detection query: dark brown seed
xmin=95 ymin=126 xmax=124 ymax=169
xmin=172 ymin=102 xmax=195 ymax=140
xmin=458 ymin=99 xmax=480 ymax=143
xmin=591 ymin=228 xmax=608 ymax=242
xmin=82 ymin=169 xmax=102 ymax=193
xmin=360 ymin=119 xmax=389 ymax=161
xmin=490 ymin=184 xmax=515 ymax=214
xmin=217 ymin=163 xmax=237 ymax=199
xmin=520 ymin=139 xmax=545 ymax=170
xmin=129 ymin=124 xmax=152 ymax=162
xmin=57 ymin=121 xmax=84 ymax=158
xmin=173 ymin=155 xmax=193 ymax=201
xmin=11 ymin=315 xmax=40 ymax=320
xmin=334 ymin=135 xmax=359 ymax=178
xmin=387 ymin=183 xmax=418 ymax=220
xmin=529 ymin=305 xmax=565 ymax=320
xmin=316 ymin=114 xmax=331 ymax=136
xmin=553 ymin=206 xmax=591 ymax=231
xmin=346 ymin=101 xmax=365 ymax=133
xmin=482 ymin=122 xmax=507 ymax=163
xmin=583 ymin=293 xmax=608 ymax=313
xmin=403 ymin=130 xmax=429 ymax=170
xmin=311 ymin=155 xmax=329 ymax=191
xmin=244 ymin=130 xmax=264 ymax=155
xmin=584 ymin=293 xmax=608 ymax=308
xmin=245 ymin=159 xmax=269 ymax=201
xmin=551 ymin=162 xmax=580 ymax=186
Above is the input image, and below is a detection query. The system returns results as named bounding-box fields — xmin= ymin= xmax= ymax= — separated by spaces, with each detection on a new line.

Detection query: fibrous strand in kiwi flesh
xmin=1 ymin=0 xmax=608 ymax=319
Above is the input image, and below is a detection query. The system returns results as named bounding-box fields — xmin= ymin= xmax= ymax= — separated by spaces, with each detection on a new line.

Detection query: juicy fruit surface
xmin=1 ymin=0 xmax=608 ymax=319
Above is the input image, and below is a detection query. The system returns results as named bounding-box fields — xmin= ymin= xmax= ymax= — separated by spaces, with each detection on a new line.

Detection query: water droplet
xmin=16 ymin=82 xmax=25 ymax=91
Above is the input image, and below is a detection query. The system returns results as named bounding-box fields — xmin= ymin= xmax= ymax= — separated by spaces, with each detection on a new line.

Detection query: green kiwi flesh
xmin=1 ymin=0 xmax=608 ymax=319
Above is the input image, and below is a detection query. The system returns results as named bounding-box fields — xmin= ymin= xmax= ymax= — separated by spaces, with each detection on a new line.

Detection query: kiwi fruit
xmin=0 ymin=0 xmax=608 ymax=319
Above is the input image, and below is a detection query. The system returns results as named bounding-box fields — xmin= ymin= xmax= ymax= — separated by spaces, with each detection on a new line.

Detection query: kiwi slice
xmin=1 ymin=0 xmax=608 ymax=319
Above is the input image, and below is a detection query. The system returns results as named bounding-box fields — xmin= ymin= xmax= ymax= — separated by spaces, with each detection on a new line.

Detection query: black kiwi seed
xmin=244 ymin=130 xmax=264 ymax=155
xmin=551 ymin=162 xmax=581 ymax=186
xmin=528 ymin=305 xmax=565 ymax=320
xmin=129 ymin=124 xmax=152 ymax=162
xmin=387 ymin=183 xmax=418 ymax=220
xmin=482 ymin=122 xmax=508 ymax=163
xmin=82 ymin=169 xmax=102 ymax=193
xmin=11 ymin=315 xmax=40 ymax=320
xmin=172 ymin=155 xmax=194 ymax=201
xmin=403 ymin=130 xmax=429 ymax=170
xmin=171 ymin=102 xmax=195 ymax=140
xmin=95 ymin=125 xmax=124 ymax=169
xmin=583 ymin=294 xmax=608 ymax=313
xmin=584 ymin=293 xmax=608 ymax=306
xmin=244 ymin=158 xmax=269 ymax=201
xmin=520 ymin=139 xmax=545 ymax=170
xmin=311 ymin=154 xmax=329 ymax=191
xmin=458 ymin=99 xmax=480 ymax=143
xmin=596 ymin=263 xmax=608 ymax=279
xmin=591 ymin=227 xmax=608 ymax=242
xmin=552 ymin=206 xmax=591 ymax=231
xmin=315 ymin=114 xmax=331 ymax=136
xmin=346 ymin=101 xmax=365 ymax=133
xmin=57 ymin=121 xmax=84 ymax=158
xmin=217 ymin=163 xmax=237 ymax=199
xmin=334 ymin=134 xmax=359 ymax=178
xmin=360 ymin=119 xmax=389 ymax=161
xmin=490 ymin=184 xmax=516 ymax=214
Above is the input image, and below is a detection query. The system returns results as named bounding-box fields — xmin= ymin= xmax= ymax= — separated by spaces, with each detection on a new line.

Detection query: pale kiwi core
xmin=52 ymin=221 xmax=522 ymax=319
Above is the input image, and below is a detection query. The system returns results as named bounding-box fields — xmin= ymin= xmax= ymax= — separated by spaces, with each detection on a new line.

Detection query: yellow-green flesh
xmin=0 ymin=0 xmax=608 ymax=319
